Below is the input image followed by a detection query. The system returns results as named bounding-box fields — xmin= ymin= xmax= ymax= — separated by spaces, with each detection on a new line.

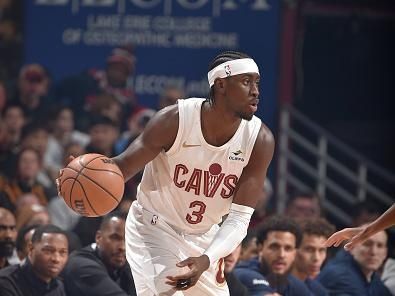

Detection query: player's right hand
xmin=165 ymin=255 xmax=210 ymax=290
xmin=56 ymin=155 xmax=75 ymax=197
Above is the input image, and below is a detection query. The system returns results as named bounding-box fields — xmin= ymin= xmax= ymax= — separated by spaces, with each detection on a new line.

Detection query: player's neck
xmin=201 ymin=101 xmax=241 ymax=147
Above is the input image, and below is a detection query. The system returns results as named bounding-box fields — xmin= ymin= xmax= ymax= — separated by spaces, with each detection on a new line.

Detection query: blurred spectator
xmin=351 ymin=200 xmax=382 ymax=227
xmin=249 ymin=178 xmax=273 ymax=229
xmin=382 ymin=257 xmax=395 ymax=295
xmin=88 ymin=93 xmax=123 ymax=127
xmin=0 ymin=147 xmax=52 ymax=212
xmin=63 ymin=212 xmax=136 ymax=296
xmin=157 ymin=85 xmax=185 ymax=110
xmin=15 ymin=193 xmax=40 ymax=212
xmin=224 ymin=244 xmax=249 ymax=296
xmin=0 ymin=224 xmax=68 ymax=295
xmin=16 ymin=204 xmax=50 ymax=230
xmin=2 ymin=103 xmax=25 ymax=150
xmin=318 ymin=229 xmax=391 ymax=296
xmin=0 ymin=1 xmax=22 ymax=81
xmin=86 ymin=115 xmax=120 ymax=158
xmin=13 ymin=64 xmax=53 ymax=123
xmin=0 ymin=208 xmax=16 ymax=269
xmin=239 ymin=232 xmax=259 ymax=262
xmin=57 ymin=45 xmax=137 ymax=130
xmin=0 ymin=81 xmax=7 ymax=113
xmin=292 ymin=218 xmax=335 ymax=295
xmin=15 ymin=224 xmax=38 ymax=261
xmin=234 ymin=216 xmax=310 ymax=295
xmin=45 ymin=106 xmax=89 ymax=178
xmin=116 ymin=107 xmax=156 ymax=154
xmin=285 ymin=190 xmax=322 ymax=221
xmin=18 ymin=122 xmax=57 ymax=192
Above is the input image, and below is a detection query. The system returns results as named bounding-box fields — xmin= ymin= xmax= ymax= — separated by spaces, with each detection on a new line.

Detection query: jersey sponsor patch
xmin=228 ymin=149 xmax=245 ymax=162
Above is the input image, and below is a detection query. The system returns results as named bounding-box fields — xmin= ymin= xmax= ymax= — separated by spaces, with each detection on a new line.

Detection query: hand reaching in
xmin=324 ymin=226 xmax=369 ymax=250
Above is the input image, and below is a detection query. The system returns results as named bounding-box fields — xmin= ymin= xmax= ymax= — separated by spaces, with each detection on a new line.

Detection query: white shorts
xmin=125 ymin=201 xmax=229 ymax=296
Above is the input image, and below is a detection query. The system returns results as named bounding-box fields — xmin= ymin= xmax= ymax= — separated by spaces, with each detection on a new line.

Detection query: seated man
xmin=0 ymin=208 xmax=17 ymax=270
xmin=234 ymin=215 xmax=311 ymax=296
xmin=292 ymin=218 xmax=334 ymax=296
xmin=318 ymin=229 xmax=391 ymax=296
xmin=0 ymin=224 xmax=69 ymax=295
xmin=62 ymin=212 xmax=137 ymax=296
xmin=223 ymin=244 xmax=249 ymax=296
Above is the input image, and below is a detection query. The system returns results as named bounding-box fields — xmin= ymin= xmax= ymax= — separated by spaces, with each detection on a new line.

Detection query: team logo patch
xmin=229 ymin=150 xmax=245 ymax=162
xmin=224 ymin=65 xmax=231 ymax=76
xmin=151 ymin=215 xmax=158 ymax=225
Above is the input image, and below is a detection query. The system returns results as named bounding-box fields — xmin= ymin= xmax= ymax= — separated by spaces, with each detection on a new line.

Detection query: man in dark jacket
xmin=0 ymin=224 xmax=68 ymax=296
xmin=63 ymin=212 xmax=136 ymax=296
xmin=234 ymin=216 xmax=311 ymax=296
xmin=318 ymin=229 xmax=391 ymax=296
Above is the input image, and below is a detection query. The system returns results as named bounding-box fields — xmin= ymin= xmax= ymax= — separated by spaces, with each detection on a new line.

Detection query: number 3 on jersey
xmin=186 ymin=201 xmax=206 ymax=224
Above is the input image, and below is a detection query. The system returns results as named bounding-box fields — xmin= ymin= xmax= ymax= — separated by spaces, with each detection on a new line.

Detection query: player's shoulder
xmin=256 ymin=121 xmax=274 ymax=144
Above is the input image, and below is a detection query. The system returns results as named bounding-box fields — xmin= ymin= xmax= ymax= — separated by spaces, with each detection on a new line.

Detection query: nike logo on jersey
xmin=182 ymin=141 xmax=201 ymax=148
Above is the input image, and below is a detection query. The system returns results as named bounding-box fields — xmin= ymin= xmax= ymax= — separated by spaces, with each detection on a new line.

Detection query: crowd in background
xmin=0 ymin=3 xmax=394 ymax=295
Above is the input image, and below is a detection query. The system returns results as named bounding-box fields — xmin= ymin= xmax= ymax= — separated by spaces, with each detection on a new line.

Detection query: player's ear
xmin=95 ymin=230 xmax=102 ymax=245
xmin=215 ymin=78 xmax=226 ymax=94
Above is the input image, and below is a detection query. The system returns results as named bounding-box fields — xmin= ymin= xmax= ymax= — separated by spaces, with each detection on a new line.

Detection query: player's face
xmin=260 ymin=231 xmax=296 ymax=276
xmin=224 ymin=73 xmax=260 ymax=121
xmin=350 ymin=231 xmax=387 ymax=273
xmin=96 ymin=218 xmax=126 ymax=270
xmin=294 ymin=234 xmax=327 ymax=279
xmin=29 ymin=233 xmax=69 ymax=282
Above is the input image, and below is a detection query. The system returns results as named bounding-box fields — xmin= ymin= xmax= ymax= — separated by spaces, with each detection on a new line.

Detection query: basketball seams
xmin=67 ymin=154 xmax=103 ymax=212
xmin=64 ymin=166 xmax=122 ymax=203
xmin=79 ymin=166 xmax=123 ymax=178
xmin=72 ymin=178 xmax=99 ymax=216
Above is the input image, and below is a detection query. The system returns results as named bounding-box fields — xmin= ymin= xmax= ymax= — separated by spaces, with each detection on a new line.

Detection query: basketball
xmin=58 ymin=153 xmax=124 ymax=217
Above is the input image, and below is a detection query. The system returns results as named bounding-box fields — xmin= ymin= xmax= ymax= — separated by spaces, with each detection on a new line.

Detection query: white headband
xmin=207 ymin=58 xmax=260 ymax=87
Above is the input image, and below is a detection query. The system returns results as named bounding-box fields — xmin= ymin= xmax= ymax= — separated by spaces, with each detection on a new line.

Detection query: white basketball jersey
xmin=136 ymin=98 xmax=262 ymax=234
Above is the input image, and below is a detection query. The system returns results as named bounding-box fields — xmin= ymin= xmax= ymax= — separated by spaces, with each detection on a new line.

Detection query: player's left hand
xmin=165 ymin=255 xmax=210 ymax=290
xmin=324 ymin=226 xmax=365 ymax=249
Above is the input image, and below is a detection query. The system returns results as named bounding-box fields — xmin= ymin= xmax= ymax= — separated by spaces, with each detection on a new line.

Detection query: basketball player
xmin=325 ymin=204 xmax=395 ymax=251
xmin=98 ymin=51 xmax=273 ymax=295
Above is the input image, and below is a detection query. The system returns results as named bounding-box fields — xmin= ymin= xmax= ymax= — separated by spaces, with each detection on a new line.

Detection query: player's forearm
xmin=366 ymin=204 xmax=395 ymax=235
xmin=203 ymin=203 xmax=254 ymax=264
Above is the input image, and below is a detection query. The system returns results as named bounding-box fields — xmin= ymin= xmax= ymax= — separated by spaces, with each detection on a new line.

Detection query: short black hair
xmin=99 ymin=211 xmax=127 ymax=231
xmin=207 ymin=50 xmax=252 ymax=104
xmin=256 ymin=215 xmax=302 ymax=248
xmin=16 ymin=224 xmax=39 ymax=252
xmin=300 ymin=218 xmax=335 ymax=239
xmin=20 ymin=120 xmax=48 ymax=141
xmin=31 ymin=224 xmax=68 ymax=244
xmin=89 ymin=115 xmax=119 ymax=129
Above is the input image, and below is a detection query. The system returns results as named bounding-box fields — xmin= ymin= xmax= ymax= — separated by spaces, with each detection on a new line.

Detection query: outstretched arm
xmin=325 ymin=203 xmax=395 ymax=250
xmin=166 ymin=124 xmax=275 ymax=290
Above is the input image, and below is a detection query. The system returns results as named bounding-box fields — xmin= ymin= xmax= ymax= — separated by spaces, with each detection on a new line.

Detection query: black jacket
xmin=62 ymin=245 xmax=136 ymax=296
xmin=0 ymin=260 xmax=66 ymax=296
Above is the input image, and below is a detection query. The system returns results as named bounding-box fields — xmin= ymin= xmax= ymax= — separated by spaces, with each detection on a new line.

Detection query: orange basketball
xmin=59 ymin=153 xmax=124 ymax=217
